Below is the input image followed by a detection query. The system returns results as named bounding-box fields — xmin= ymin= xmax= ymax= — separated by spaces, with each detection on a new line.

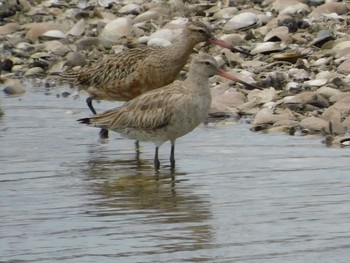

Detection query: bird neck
xmin=186 ymin=71 xmax=211 ymax=93
xmin=167 ymin=31 xmax=200 ymax=62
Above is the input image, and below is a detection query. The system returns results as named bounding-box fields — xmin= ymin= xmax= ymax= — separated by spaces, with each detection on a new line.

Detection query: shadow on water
xmin=67 ymin=142 xmax=215 ymax=260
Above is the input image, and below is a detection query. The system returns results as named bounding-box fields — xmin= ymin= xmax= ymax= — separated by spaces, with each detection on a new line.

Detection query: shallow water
xmin=1 ymin=83 xmax=350 ymax=263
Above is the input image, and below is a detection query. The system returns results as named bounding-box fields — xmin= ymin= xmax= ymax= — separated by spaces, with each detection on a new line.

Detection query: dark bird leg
xmin=86 ymin=96 xmax=109 ymax=139
xmin=86 ymin=96 xmax=97 ymax=115
xmin=170 ymin=141 xmax=175 ymax=171
xmin=135 ymin=140 xmax=140 ymax=157
xmin=154 ymin=147 xmax=160 ymax=171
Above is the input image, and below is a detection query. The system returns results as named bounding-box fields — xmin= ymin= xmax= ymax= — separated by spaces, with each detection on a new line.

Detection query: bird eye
xmin=204 ymin=61 xmax=211 ymax=65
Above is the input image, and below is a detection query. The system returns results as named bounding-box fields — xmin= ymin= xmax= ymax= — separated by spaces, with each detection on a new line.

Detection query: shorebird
xmin=62 ymin=20 xmax=254 ymax=138
xmin=78 ymin=53 xmax=252 ymax=171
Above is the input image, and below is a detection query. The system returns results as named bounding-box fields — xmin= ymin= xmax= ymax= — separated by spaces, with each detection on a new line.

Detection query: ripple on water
xmin=1 ymin=87 xmax=350 ymax=262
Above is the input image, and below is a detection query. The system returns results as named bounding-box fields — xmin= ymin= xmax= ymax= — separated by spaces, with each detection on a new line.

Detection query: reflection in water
xmin=3 ymin=88 xmax=350 ymax=262
xmin=75 ymin=142 xmax=214 ymax=259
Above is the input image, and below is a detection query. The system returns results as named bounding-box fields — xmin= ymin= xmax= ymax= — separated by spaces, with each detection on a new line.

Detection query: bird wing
xmin=89 ymin=83 xmax=186 ymax=130
xmin=69 ymin=47 xmax=160 ymax=87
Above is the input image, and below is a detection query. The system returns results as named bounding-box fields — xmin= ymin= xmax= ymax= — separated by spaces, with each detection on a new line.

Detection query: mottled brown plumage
xmin=78 ymin=54 xmax=247 ymax=171
xmin=61 ymin=21 xmax=237 ymax=138
xmin=62 ymin=21 xmax=229 ymax=101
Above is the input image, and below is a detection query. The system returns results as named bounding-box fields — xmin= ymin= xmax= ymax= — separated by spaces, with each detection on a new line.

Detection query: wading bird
xmin=78 ymin=53 xmax=253 ymax=171
xmin=62 ymin=21 xmax=254 ymax=138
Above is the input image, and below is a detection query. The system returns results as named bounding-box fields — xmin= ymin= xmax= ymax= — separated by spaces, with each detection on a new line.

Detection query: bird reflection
xmin=76 ymin=142 xmax=214 ymax=256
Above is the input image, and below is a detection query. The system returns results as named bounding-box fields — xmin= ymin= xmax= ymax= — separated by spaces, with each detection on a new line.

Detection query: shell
xmin=271 ymin=0 xmax=310 ymax=15
xmin=65 ymin=18 xmax=86 ymax=37
xmin=272 ymin=52 xmax=304 ymax=63
xmin=264 ymin=26 xmax=290 ymax=42
xmin=40 ymin=30 xmax=66 ymax=40
xmin=223 ymin=12 xmax=260 ymax=33
xmin=99 ymin=17 xmax=133 ymax=44
xmin=251 ymin=42 xmax=284 ymax=54
xmin=119 ymin=4 xmax=142 ymax=15
xmin=310 ymin=30 xmax=334 ymax=48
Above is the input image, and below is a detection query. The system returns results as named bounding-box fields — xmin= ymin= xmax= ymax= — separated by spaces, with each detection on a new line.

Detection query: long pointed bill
xmin=216 ymin=70 xmax=261 ymax=90
xmin=209 ymin=37 xmax=252 ymax=56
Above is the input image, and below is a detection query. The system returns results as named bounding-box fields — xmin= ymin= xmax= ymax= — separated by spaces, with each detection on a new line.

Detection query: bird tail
xmin=57 ymin=71 xmax=82 ymax=84
xmin=77 ymin=118 xmax=92 ymax=125
xmin=46 ymin=71 xmax=81 ymax=85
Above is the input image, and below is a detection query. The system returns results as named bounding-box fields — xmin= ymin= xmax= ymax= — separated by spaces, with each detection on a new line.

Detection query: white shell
xmin=304 ymin=79 xmax=328 ymax=87
xmin=251 ymin=42 xmax=283 ymax=54
xmin=65 ymin=19 xmax=86 ymax=37
xmin=147 ymin=38 xmax=172 ymax=47
xmin=119 ymin=4 xmax=141 ymax=14
xmin=100 ymin=17 xmax=133 ymax=43
xmin=148 ymin=28 xmax=181 ymax=43
xmin=40 ymin=29 xmax=66 ymax=40
xmin=223 ymin=12 xmax=259 ymax=32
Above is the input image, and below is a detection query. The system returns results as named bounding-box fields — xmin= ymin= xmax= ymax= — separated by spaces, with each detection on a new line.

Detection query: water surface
xmin=1 ymin=84 xmax=350 ymax=262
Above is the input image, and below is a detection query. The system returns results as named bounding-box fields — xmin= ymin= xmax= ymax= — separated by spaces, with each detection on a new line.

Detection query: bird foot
xmin=99 ymin=128 xmax=109 ymax=139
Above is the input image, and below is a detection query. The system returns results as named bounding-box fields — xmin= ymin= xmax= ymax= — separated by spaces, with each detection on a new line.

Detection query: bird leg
xmin=86 ymin=96 xmax=97 ymax=115
xmin=135 ymin=140 xmax=140 ymax=150
xmin=154 ymin=147 xmax=160 ymax=171
xmin=170 ymin=141 xmax=175 ymax=170
xmin=135 ymin=140 xmax=140 ymax=159
xmin=99 ymin=128 xmax=109 ymax=139
xmin=86 ymin=96 xmax=109 ymax=139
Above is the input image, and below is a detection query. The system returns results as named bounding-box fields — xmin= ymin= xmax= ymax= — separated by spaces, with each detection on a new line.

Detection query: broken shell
xmin=264 ymin=26 xmax=289 ymax=42
xmin=310 ymin=30 xmax=334 ymax=48
xmin=65 ymin=18 xmax=86 ymax=37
